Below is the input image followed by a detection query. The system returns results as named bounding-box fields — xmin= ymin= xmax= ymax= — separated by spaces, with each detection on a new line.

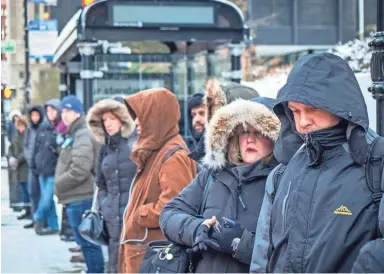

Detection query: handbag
xmin=78 ymin=187 xmax=109 ymax=246
xmin=138 ymin=240 xmax=198 ymax=273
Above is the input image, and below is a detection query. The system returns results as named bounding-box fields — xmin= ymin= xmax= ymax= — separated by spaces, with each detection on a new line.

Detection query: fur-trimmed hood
xmin=202 ymin=98 xmax=280 ymax=170
xmin=204 ymin=79 xmax=260 ymax=122
xmin=87 ymin=99 xmax=135 ymax=143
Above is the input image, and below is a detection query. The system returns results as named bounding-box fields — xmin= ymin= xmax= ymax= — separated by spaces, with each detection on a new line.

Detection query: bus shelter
xmin=53 ymin=0 xmax=248 ymax=138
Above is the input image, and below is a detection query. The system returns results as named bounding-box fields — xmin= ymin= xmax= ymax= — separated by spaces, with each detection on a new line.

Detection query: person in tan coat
xmin=119 ymin=88 xmax=198 ymax=273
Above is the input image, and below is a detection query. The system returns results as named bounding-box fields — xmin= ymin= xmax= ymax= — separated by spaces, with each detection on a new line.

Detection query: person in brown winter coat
xmin=118 ymin=88 xmax=198 ymax=273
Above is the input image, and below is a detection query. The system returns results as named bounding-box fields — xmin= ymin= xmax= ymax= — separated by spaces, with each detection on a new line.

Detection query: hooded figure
xmin=87 ymin=97 xmax=137 ymax=273
xmin=160 ymin=97 xmax=280 ymax=273
xmin=189 ymin=80 xmax=260 ymax=163
xmin=32 ymin=99 xmax=64 ymax=178
xmin=24 ymin=105 xmax=44 ymax=168
xmin=23 ymin=105 xmax=45 ymax=229
xmin=119 ymin=88 xmax=197 ymax=273
xmin=7 ymin=109 xmax=22 ymax=143
xmin=251 ymin=52 xmax=380 ymax=273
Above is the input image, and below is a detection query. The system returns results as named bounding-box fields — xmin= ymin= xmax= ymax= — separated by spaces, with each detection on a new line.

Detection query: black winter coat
xmin=160 ymin=161 xmax=278 ymax=273
xmin=33 ymin=121 xmax=59 ymax=177
xmin=96 ymin=132 xmax=137 ymax=271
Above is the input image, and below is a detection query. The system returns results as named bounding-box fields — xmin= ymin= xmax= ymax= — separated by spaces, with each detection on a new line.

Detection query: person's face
xmin=239 ymin=127 xmax=274 ymax=164
xmin=288 ymin=102 xmax=342 ymax=134
xmin=102 ymin=111 xmax=122 ymax=137
xmin=46 ymin=106 xmax=58 ymax=123
xmin=16 ymin=123 xmax=25 ymax=134
xmin=30 ymin=111 xmax=40 ymax=124
xmin=191 ymin=105 xmax=207 ymax=133
xmin=135 ymin=118 xmax=141 ymax=135
xmin=61 ymin=108 xmax=79 ymax=126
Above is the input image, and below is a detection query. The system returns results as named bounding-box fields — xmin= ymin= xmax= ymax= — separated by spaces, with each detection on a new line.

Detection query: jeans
xmin=18 ymin=182 xmax=30 ymax=204
xmin=66 ymin=200 xmax=104 ymax=273
xmin=33 ymin=176 xmax=59 ymax=230
xmin=28 ymin=169 xmax=40 ymax=214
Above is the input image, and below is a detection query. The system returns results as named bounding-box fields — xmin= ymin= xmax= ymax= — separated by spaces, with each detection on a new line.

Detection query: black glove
xmin=189 ymin=224 xmax=220 ymax=253
xmin=209 ymin=217 xmax=245 ymax=254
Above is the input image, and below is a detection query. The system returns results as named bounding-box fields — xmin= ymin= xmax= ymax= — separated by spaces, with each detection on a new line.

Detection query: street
xmin=1 ymin=167 xmax=86 ymax=273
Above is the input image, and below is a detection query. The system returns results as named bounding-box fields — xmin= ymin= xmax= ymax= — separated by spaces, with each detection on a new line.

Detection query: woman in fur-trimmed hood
xmin=189 ymin=78 xmax=260 ymax=163
xmin=87 ymin=97 xmax=137 ymax=273
xmin=160 ymin=97 xmax=280 ymax=273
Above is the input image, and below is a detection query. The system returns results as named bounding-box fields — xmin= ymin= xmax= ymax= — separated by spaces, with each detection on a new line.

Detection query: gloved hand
xmin=189 ymin=218 xmax=220 ymax=253
xmin=8 ymin=157 xmax=18 ymax=170
xmin=209 ymin=217 xmax=245 ymax=255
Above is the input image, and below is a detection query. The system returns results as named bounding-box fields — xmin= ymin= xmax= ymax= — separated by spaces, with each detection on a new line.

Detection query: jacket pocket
xmin=282 ymin=181 xmax=292 ymax=233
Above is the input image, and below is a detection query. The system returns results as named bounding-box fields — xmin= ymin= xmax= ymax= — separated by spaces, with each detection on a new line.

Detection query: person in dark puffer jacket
xmin=160 ymin=97 xmax=280 ymax=273
xmin=352 ymin=198 xmax=384 ymax=273
xmin=87 ymin=97 xmax=137 ymax=273
xmin=32 ymin=99 xmax=64 ymax=235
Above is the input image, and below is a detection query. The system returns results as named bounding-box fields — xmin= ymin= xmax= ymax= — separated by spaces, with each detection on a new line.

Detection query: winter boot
xmin=24 ymin=221 xmax=34 ymax=229
xmin=34 ymin=221 xmax=45 ymax=235
xmin=17 ymin=207 xmax=32 ymax=220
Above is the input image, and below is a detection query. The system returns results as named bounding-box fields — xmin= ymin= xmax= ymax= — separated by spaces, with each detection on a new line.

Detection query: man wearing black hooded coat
xmin=250 ymin=52 xmax=382 ymax=273
xmin=23 ymin=105 xmax=45 ymax=229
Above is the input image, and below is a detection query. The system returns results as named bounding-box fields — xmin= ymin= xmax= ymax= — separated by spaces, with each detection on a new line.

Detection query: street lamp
xmin=369 ymin=0 xmax=384 ymax=136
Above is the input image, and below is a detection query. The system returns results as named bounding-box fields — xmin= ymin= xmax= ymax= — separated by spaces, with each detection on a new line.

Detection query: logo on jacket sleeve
xmin=334 ymin=205 xmax=352 ymax=215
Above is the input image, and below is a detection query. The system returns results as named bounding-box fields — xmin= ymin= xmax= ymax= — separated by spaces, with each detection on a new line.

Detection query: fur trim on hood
xmin=202 ymin=99 xmax=280 ymax=170
xmin=87 ymin=99 xmax=135 ymax=143
xmin=9 ymin=109 xmax=22 ymax=120
xmin=204 ymin=79 xmax=259 ymax=122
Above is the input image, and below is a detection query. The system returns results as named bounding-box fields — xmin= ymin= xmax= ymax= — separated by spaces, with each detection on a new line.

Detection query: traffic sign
xmin=1 ymin=40 xmax=16 ymax=54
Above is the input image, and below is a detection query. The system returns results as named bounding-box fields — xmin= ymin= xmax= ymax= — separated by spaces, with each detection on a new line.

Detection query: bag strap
xmin=162 ymin=145 xmax=189 ymax=164
xmin=366 ymin=135 xmax=384 ymax=206
xmin=91 ymin=187 xmax=100 ymax=211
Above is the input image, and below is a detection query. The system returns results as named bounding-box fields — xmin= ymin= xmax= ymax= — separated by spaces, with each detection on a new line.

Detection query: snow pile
xmin=328 ymin=38 xmax=372 ymax=72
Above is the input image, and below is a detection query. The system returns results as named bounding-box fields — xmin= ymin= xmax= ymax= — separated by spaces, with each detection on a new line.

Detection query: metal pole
xmin=230 ymin=44 xmax=242 ymax=83
xmin=368 ymin=0 xmax=384 ymax=136
xmin=187 ymin=55 xmax=196 ymax=96
xmin=23 ymin=0 xmax=30 ymax=110
xmin=78 ymin=42 xmax=97 ymax=113
xmin=1 ymin=98 xmax=6 ymax=157
xmin=358 ymin=0 xmax=365 ymax=39
xmin=207 ymin=50 xmax=216 ymax=78
xmin=59 ymin=72 xmax=68 ymax=99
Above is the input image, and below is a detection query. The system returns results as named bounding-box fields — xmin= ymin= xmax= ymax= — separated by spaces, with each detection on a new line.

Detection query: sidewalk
xmin=1 ymin=168 xmax=86 ymax=273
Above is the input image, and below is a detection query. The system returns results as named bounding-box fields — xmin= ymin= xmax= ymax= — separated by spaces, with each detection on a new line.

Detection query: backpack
xmin=270 ymin=133 xmax=384 ymax=207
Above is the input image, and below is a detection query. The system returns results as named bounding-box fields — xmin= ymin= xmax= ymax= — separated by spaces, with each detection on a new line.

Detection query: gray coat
xmin=251 ymin=53 xmax=380 ymax=273
xmin=160 ymin=98 xmax=280 ymax=273
xmin=87 ymin=98 xmax=137 ymax=273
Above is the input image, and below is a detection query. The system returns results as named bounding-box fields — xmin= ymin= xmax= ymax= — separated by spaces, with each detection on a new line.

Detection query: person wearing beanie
xmin=23 ymin=105 xmax=45 ymax=229
xmin=186 ymin=93 xmax=207 ymax=152
xmin=87 ymin=96 xmax=137 ymax=273
xmin=55 ymin=95 xmax=104 ymax=273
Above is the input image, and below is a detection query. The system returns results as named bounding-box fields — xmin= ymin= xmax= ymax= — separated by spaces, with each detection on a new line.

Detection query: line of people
xmin=6 ymin=51 xmax=384 ymax=274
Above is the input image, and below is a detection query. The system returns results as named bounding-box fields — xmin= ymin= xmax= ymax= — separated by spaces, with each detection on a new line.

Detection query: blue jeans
xmin=66 ymin=200 xmax=104 ymax=273
xmin=18 ymin=182 xmax=30 ymax=204
xmin=33 ymin=176 xmax=59 ymax=230
xmin=28 ymin=169 xmax=40 ymax=214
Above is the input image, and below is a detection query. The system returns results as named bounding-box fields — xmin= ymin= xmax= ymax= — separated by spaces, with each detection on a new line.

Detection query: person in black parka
xmin=160 ymin=97 xmax=280 ymax=273
xmin=87 ymin=97 xmax=137 ymax=273
xmin=251 ymin=52 xmax=382 ymax=273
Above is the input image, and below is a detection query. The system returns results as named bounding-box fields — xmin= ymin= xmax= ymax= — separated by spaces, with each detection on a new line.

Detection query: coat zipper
xmin=282 ymin=181 xmax=292 ymax=233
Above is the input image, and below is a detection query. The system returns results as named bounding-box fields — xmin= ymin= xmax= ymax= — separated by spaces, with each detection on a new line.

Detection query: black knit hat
xmin=187 ymin=93 xmax=204 ymax=112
